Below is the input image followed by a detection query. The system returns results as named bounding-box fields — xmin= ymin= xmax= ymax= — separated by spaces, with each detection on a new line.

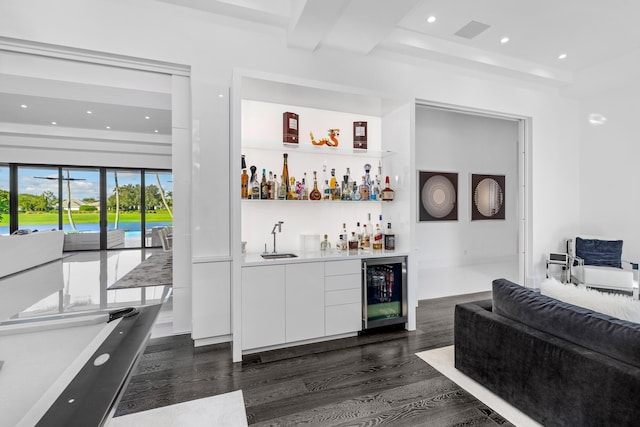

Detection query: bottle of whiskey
xmin=309 ymin=171 xmax=322 ymax=200
xmin=362 ymin=224 xmax=370 ymax=249
xmin=373 ymin=223 xmax=383 ymax=251
xmin=260 ymin=168 xmax=268 ymax=199
xmin=341 ymin=223 xmax=349 ymax=251
xmin=241 ymin=168 xmax=249 ymax=199
xmin=382 ymin=176 xmax=395 ymax=201
xmin=282 ymin=153 xmax=290 ymax=197
xmin=355 ymin=222 xmax=363 ymax=246
xmin=359 ymin=176 xmax=370 ymax=200
xmin=384 ymin=223 xmax=395 ymax=251
xmin=348 ymin=232 xmax=359 ymax=253
xmin=268 ymin=171 xmax=276 ymax=200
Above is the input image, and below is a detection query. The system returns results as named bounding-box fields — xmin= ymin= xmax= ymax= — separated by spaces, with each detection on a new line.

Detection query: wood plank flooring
xmin=116 ymin=291 xmax=513 ymax=426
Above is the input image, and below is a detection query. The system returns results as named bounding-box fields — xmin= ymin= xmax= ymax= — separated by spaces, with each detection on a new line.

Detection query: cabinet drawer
xmin=325 ymin=274 xmax=360 ymax=292
xmin=325 ymin=259 xmax=361 ymax=276
xmin=325 ymin=288 xmax=361 ymax=306
xmin=325 ymin=303 xmax=361 ymax=336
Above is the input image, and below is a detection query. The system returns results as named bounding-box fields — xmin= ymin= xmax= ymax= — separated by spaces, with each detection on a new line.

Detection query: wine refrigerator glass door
xmin=362 ymin=256 xmax=408 ymax=329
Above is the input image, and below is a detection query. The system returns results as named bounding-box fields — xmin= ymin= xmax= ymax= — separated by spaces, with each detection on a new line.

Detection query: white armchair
xmin=567 ymin=236 xmax=639 ymax=298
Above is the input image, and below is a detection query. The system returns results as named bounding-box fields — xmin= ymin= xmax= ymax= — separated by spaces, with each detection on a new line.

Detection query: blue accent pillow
xmin=575 ymin=237 xmax=622 ymax=268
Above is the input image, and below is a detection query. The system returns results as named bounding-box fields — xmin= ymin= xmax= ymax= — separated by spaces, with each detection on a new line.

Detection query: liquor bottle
xmin=355 ymin=222 xmax=363 ymax=246
xmin=320 ymin=234 xmax=331 ymax=252
xmin=342 ymin=170 xmax=351 ymax=200
xmin=341 ymin=223 xmax=349 ymax=251
xmin=241 ymin=168 xmax=249 ymax=199
xmin=384 ymin=223 xmax=395 ymax=251
xmin=278 ymin=174 xmax=287 ymax=200
xmin=382 ymin=176 xmax=395 ymax=201
xmin=373 ymin=223 xmax=383 ymax=250
xmin=282 ymin=153 xmax=290 ymax=197
xmin=359 ymin=176 xmax=370 ymax=200
xmin=362 ymin=224 xmax=370 ymax=249
xmin=329 ymin=168 xmax=337 ymax=199
xmin=309 ymin=171 xmax=322 ymax=200
xmin=288 ymin=177 xmax=297 ymax=200
xmin=250 ymin=166 xmax=260 ymax=199
xmin=260 ymin=168 xmax=268 ymax=199
xmin=352 ymin=182 xmax=361 ymax=201
xmin=364 ymin=163 xmax=372 ymax=187
xmin=268 ymin=171 xmax=276 ymax=200
xmin=301 ymin=172 xmax=309 ymax=200
xmin=348 ymin=232 xmax=359 ymax=253
xmin=323 ymin=179 xmax=331 ymax=200
xmin=366 ymin=213 xmax=374 ymax=248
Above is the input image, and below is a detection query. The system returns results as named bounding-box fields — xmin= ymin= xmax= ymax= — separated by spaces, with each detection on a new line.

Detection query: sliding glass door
xmin=17 ymin=166 xmax=59 ymax=232
xmin=61 ymin=168 xmax=102 ymax=250
xmin=106 ymin=170 xmax=142 ymax=248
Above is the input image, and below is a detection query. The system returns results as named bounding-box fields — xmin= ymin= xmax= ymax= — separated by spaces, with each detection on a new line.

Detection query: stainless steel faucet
xmin=271 ymin=221 xmax=284 ymax=253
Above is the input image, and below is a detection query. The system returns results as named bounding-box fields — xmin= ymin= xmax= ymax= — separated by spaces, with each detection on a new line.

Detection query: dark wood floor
xmin=116 ymin=291 xmax=513 ymax=426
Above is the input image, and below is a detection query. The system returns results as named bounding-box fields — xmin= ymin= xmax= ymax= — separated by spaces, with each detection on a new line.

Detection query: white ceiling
xmin=3 ymin=0 xmax=640 ymax=135
xmin=163 ymin=0 xmax=640 ymax=84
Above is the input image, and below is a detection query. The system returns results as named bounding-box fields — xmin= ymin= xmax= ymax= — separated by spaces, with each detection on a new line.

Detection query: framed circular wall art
xmin=471 ymin=174 xmax=505 ymax=220
xmin=418 ymin=171 xmax=458 ymax=222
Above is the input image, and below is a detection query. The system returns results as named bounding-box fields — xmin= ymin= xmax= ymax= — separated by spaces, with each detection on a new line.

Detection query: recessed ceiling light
xmin=51 ymin=121 xmax=57 ymax=125
xmin=106 ymin=125 xmax=111 ymax=129
xmin=218 ymin=94 xmax=224 ymax=98
xmin=558 ymin=53 xmax=568 ymax=60
xmin=500 ymin=37 xmax=509 ymax=44
xmin=588 ymin=113 xmax=607 ymax=126
xmin=427 ymin=15 xmax=436 ymax=23
xmin=145 ymin=115 xmax=150 ymax=120
xmin=86 ymin=110 xmax=92 ymax=114
xmin=20 ymin=104 xmax=28 ymax=109
xmin=154 ymin=129 xmax=159 ymax=133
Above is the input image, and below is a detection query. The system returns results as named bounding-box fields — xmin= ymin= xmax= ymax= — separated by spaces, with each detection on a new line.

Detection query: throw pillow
xmin=575 ymin=237 xmax=623 ymax=268
xmin=540 ymin=277 xmax=640 ymax=323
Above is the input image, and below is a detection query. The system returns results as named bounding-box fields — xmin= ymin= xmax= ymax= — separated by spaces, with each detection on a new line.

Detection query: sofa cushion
xmin=575 ymin=237 xmax=623 ymax=268
xmin=493 ymin=278 xmax=640 ymax=368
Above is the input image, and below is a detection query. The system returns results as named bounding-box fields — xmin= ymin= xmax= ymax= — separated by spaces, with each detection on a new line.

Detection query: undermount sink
xmin=261 ymin=253 xmax=298 ymax=259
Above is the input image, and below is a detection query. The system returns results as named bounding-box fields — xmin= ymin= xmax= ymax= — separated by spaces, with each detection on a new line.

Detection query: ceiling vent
xmin=454 ymin=21 xmax=491 ymax=39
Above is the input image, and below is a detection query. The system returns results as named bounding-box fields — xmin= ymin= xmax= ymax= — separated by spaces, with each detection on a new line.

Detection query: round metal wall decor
xmin=471 ymin=174 xmax=505 ymax=220
xmin=418 ymin=171 xmax=458 ymax=221
xmin=422 ymin=175 xmax=456 ymax=218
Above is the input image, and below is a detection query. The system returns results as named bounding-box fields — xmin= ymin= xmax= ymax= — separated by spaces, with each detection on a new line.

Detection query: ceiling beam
xmin=287 ymin=0 xmax=350 ymax=51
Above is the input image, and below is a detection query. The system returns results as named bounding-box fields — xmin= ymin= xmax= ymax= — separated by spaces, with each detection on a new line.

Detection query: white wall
xmin=414 ymin=107 xmax=519 ymax=298
xmin=0 ymin=0 xmax=581 ymax=341
xmin=578 ymin=94 xmax=640 ymax=260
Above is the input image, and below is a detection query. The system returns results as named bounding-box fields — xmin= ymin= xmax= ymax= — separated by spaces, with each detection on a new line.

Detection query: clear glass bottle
xmin=309 ymin=171 xmax=322 ymax=200
xmin=382 ymin=176 xmax=395 ymax=201
xmin=341 ymin=223 xmax=349 ymax=251
xmin=278 ymin=174 xmax=287 ymax=200
xmin=288 ymin=177 xmax=297 ymax=200
xmin=320 ymin=234 xmax=331 ymax=253
xmin=355 ymin=222 xmax=363 ymax=246
xmin=269 ymin=171 xmax=277 ymax=200
xmin=301 ymin=172 xmax=309 ymax=200
xmin=384 ymin=222 xmax=395 ymax=251
xmin=366 ymin=213 xmax=374 ymax=248
xmin=362 ymin=224 xmax=370 ymax=250
xmin=352 ymin=182 xmax=361 ymax=201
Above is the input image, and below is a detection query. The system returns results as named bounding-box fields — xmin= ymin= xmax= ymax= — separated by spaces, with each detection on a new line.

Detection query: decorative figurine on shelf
xmin=309 ymin=128 xmax=340 ymax=147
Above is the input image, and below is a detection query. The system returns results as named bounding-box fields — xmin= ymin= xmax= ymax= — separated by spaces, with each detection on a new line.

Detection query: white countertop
xmin=241 ymin=249 xmax=409 ymax=266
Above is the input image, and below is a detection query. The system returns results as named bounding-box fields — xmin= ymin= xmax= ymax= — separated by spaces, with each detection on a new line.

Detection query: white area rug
xmin=415 ymin=346 xmax=541 ymax=427
xmin=107 ymin=390 xmax=247 ymax=427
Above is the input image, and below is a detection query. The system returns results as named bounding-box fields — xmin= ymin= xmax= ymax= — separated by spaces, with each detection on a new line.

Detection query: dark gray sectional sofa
xmin=454 ymin=278 xmax=640 ymax=426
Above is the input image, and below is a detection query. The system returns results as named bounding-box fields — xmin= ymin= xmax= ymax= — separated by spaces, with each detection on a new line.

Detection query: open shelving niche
xmin=231 ymin=70 xmax=415 ymax=361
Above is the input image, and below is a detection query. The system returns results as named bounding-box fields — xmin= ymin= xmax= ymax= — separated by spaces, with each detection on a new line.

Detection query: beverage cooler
xmin=362 ymin=256 xmax=408 ymax=329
